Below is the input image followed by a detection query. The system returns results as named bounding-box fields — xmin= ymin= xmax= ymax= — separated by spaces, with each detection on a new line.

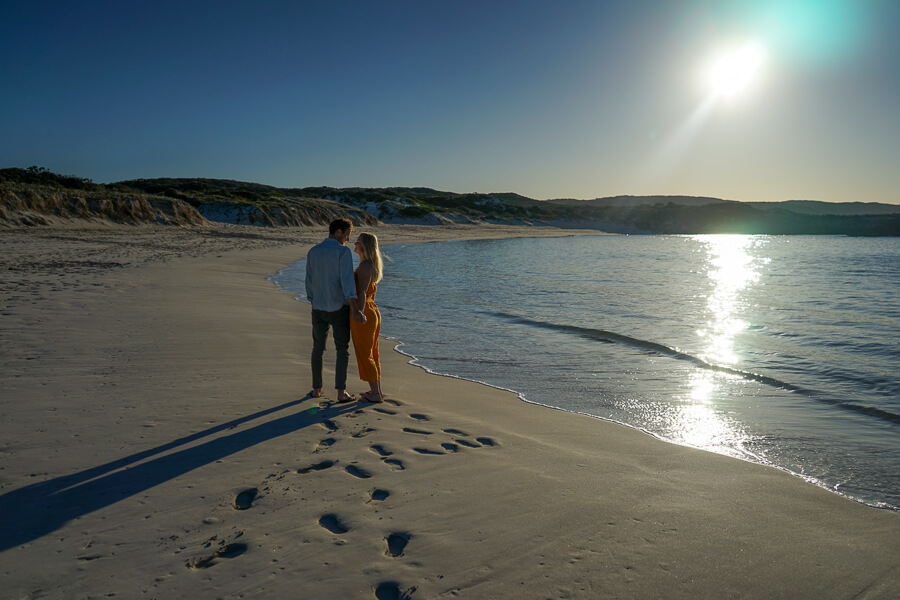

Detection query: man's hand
xmin=349 ymin=298 xmax=366 ymax=324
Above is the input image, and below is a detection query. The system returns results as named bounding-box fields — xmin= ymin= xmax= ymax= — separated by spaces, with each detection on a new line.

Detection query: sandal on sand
xmin=360 ymin=392 xmax=384 ymax=403
xmin=336 ymin=393 xmax=357 ymax=403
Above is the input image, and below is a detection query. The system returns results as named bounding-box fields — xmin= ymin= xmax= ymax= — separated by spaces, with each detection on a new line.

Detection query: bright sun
xmin=707 ymin=42 xmax=766 ymax=98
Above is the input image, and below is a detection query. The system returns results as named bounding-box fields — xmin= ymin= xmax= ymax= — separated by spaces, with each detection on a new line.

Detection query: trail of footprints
xmin=307 ymin=402 xmax=499 ymax=597
xmin=184 ymin=398 xmax=498 ymax=598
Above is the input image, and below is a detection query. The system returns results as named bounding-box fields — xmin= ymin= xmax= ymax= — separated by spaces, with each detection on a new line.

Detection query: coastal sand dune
xmin=1 ymin=224 xmax=898 ymax=599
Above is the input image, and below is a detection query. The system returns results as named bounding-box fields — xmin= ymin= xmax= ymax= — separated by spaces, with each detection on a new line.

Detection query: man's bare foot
xmin=310 ymin=388 xmax=323 ymax=399
xmin=336 ymin=390 xmax=357 ymax=403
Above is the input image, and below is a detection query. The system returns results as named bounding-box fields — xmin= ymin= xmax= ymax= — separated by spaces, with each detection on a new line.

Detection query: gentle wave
xmin=490 ymin=312 xmax=900 ymax=426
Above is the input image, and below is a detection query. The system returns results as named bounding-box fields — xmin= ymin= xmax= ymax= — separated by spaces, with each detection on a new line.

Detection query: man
xmin=305 ymin=218 xmax=366 ymax=402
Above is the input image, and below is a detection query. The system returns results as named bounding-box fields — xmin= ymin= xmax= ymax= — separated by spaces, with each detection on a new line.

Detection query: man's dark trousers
xmin=311 ymin=305 xmax=350 ymax=390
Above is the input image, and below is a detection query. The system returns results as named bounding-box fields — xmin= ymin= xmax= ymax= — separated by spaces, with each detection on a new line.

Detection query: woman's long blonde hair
xmin=358 ymin=232 xmax=383 ymax=283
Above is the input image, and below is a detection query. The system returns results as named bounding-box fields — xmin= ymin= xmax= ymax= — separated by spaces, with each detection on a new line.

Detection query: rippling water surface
xmin=273 ymin=234 xmax=900 ymax=510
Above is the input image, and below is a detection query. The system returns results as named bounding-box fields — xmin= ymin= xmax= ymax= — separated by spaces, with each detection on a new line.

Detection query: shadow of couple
xmin=0 ymin=395 xmax=364 ymax=553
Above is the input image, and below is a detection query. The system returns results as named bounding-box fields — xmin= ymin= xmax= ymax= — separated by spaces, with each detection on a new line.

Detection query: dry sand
xmin=1 ymin=223 xmax=898 ymax=599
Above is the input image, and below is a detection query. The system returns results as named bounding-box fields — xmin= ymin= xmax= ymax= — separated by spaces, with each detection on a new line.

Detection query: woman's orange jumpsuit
xmin=350 ymin=274 xmax=381 ymax=382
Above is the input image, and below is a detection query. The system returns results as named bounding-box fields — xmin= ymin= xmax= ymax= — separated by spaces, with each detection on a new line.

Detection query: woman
xmin=350 ymin=232 xmax=384 ymax=403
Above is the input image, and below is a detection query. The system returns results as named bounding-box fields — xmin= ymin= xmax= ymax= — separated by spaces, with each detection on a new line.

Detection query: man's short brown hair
xmin=329 ymin=218 xmax=353 ymax=236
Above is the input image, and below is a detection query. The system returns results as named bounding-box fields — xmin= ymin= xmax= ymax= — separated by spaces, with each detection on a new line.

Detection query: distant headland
xmin=2 ymin=167 xmax=898 ymax=235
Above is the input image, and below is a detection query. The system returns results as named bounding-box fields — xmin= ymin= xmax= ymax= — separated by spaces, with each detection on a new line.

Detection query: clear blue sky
xmin=2 ymin=0 xmax=898 ymax=203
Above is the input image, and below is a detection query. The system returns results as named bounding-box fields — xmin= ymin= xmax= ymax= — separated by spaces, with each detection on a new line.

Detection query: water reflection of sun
xmin=697 ymin=234 xmax=764 ymax=365
xmin=666 ymin=235 xmax=767 ymax=456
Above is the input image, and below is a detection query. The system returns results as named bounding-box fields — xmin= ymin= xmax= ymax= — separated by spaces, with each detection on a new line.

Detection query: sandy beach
xmin=1 ymin=223 xmax=898 ymax=600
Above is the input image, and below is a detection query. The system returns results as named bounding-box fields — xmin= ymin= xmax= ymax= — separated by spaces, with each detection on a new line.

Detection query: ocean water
xmin=271 ymin=234 xmax=900 ymax=510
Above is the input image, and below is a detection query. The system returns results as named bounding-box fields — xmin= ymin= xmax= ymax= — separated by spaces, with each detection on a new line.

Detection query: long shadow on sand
xmin=0 ymin=397 xmax=361 ymax=553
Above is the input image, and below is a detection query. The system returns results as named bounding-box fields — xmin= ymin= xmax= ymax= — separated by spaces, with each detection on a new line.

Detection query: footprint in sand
xmin=187 ymin=543 xmax=247 ymax=569
xmin=373 ymin=407 xmax=398 ymax=416
xmin=298 ymin=460 xmax=335 ymax=474
xmin=318 ymin=514 xmax=349 ymax=535
xmin=319 ymin=420 xmax=339 ymax=433
xmin=448 ymin=437 xmax=500 ymax=449
xmin=412 ymin=448 xmax=444 ymax=456
xmin=384 ymin=399 xmax=403 ymax=407
xmin=77 ymin=554 xmax=103 ymax=562
xmin=443 ymin=428 xmax=468 ymax=436
xmin=385 ymin=532 xmax=410 ymax=557
xmin=402 ymin=427 xmax=432 ymax=436
xmin=346 ymin=465 xmax=373 ymax=479
xmin=383 ymin=458 xmax=405 ymax=471
xmin=368 ymin=489 xmax=390 ymax=503
xmin=441 ymin=443 xmax=460 ymax=453
xmin=454 ymin=439 xmax=481 ymax=449
xmin=186 ymin=534 xmax=248 ymax=569
xmin=374 ymin=581 xmax=416 ymax=600
xmin=315 ymin=438 xmax=336 ymax=452
xmin=232 ymin=488 xmax=258 ymax=510
xmin=408 ymin=413 xmax=430 ymax=421
xmin=352 ymin=427 xmax=377 ymax=439
xmin=216 ymin=543 xmax=247 ymax=559
xmin=370 ymin=444 xmax=393 ymax=457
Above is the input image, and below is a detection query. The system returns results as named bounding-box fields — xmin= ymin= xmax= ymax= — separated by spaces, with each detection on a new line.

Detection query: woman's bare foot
xmin=310 ymin=388 xmax=323 ymax=398
xmin=360 ymin=391 xmax=384 ymax=403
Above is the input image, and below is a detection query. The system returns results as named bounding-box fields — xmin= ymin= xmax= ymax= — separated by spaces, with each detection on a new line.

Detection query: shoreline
xmin=375 ymin=336 xmax=893 ymax=514
xmin=2 ymin=223 xmax=899 ymax=599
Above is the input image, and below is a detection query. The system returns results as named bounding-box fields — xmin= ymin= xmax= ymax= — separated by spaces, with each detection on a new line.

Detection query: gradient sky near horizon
xmin=2 ymin=1 xmax=899 ymax=203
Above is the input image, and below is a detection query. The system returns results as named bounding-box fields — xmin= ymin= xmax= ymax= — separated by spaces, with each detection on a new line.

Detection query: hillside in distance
xmin=744 ymin=200 xmax=900 ymax=216
xmin=2 ymin=167 xmax=898 ymax=235
xmin=0 ymin=168 xmax=376 ymax=228
xmin=550 ymin=194 xmax=900 ymax=215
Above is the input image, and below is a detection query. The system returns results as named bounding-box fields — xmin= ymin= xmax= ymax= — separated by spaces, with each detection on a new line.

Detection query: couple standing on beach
xmin=305 ymin=218 xmax=384 ymax=403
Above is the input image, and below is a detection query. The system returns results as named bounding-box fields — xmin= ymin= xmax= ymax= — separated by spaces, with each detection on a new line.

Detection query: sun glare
xmin=707 ymin=42 xmax=766 ymax=98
